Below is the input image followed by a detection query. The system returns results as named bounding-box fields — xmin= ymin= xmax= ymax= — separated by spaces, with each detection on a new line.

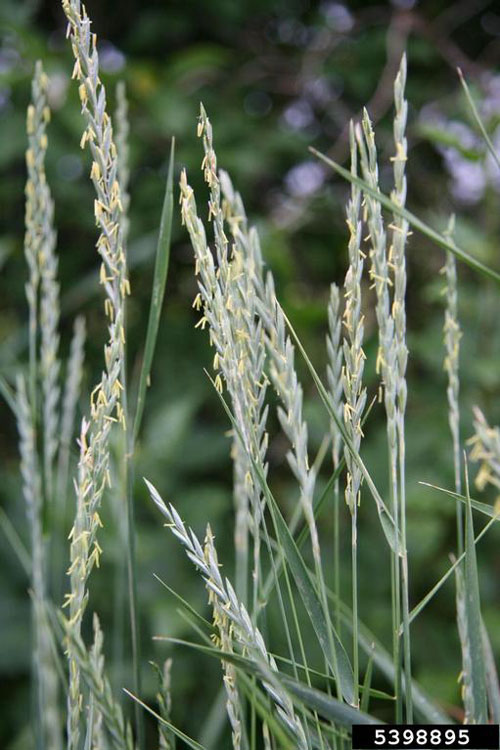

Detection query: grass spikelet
xmin=24 ymin=60 xmax=51 ymax=414
xmin=357 ymin=104 xmax=409 ymax=719
xmin=151 ymin=659 xmax=176 ymax=750
xmin=260 ymin=271 xmax=321 ymax=571
xmin=442 ymin=216 xmax=463 ymax=548
xmin=391 ymin=54 xmax=413 ymax=723
xmin=115 ymin=81 xmax=131 ymax=248
xmin=327 ymin=282 xmax=343 ymax=472
xmin=40 ymin=229 xmax=61 ymax=506
xmin=341 ymin=122 xmax=366 ymax=705
xmin=326 ymin=281 xmax=343 ymax=633
xmin=22 ymin=60 xmax=63 ymax=750
xmin=17 ymin=374 xmax=62 ymax=750
xmin=219 ymin=167 xmax=269 ymax=612
xmin=28 ymin=60 xmax=62 ymax=507
xmin=56 ymin=315 xmax=86 ymax=512
xmin=469 ymin=408 xmax=500 ymax=491
xmin=180 ymin=108 xmax=269 ymax=610
xmin=146 ymin=479 xmax=308 ymax=748
xmin=204 ymin=525 xmax=243 ymax=750
xmin=61 ymin=0 xmax=129 ymax=745
xmin=62 ymin=612 xmax=135 ymax=750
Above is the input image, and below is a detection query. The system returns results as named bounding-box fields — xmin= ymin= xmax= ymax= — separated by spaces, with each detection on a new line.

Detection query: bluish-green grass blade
xmin=206 ymin=374 xmax=355 ymax=705
xmin=481 ymin=623 xmax=500 ymax=724
xmin=165 ymin=638 xmax=378 ymax=728
xmin=133 ymin=137 xmax=175 ymax=442
xmin=327 ymin=590 xmax=451 ymax=724
xmin=310 ymin=146 xmax=500 ymax=284
xmin=458 ymin=68 xmax=500 ymax=172
xmin=124 ymin=688 xmax=205 ymax=750
xmin=280 ymin=305 xmax=401 ymax=555
xmin=360 ymin=654 xmax=374 ymax=715
xmin=420 ymin=481 xmax=500 ymax=521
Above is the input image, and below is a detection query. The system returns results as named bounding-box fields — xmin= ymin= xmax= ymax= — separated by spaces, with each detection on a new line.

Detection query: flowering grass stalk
xmin=326 ymin=282 xmax=343 ymax=636
xmin=21 ymin=59 xmax=63 ymax=750
xmin=54 ymin=315 xmax=86 ymax=600
xmin=61 ymin=0 xmax=130 ymax=745
xmin=146 ymin=479 xmax=308 ymax=749
xmin=180 ymin=108 xmax=269 ymax=616
xmin=356 ymin=108 xmax=403 ymax=719
xmin=17 ymin=375 xmax=62 ymax=750
xmin=442 ymin=217 xmax=463 ymax=549
xmin=390 ymin=55 xmax=413 ymax=723
xmin=341 ymin=123 xmax=366 ymax=707
xmin=24 ymin=61 xmax=50 ymax=416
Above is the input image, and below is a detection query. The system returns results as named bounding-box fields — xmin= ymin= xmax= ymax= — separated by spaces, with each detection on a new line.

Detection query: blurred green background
xmin=1 ymin=0 xmax=500 ymax=745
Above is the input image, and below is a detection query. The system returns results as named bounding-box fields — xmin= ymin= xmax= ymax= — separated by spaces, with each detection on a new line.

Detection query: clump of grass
xmin=10 ymin=5 xmax=500 ymax=747
xmin=146 ymin=480 xmax=308 ymax=749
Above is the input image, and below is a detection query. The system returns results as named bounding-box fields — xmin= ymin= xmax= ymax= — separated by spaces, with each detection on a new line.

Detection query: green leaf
xmin=481 ymin=622 xmax=500 ymax=724
xmin=236 ymin=671 xmax=296 ymax=749
xmin=310 ymin=147 xmax=500 ymax=284
xmin=124 ymin=688 xmax=205 ymax=750
xmin=265 ymin=482 xmax=355 ymax=705
xmin=360 ymin=653 xmax=374 ymax=715
xmin=0 ymin=374 xmax=17 ymax=417
xmin=280 ymin=674 xmax=380 ymax=728
xmin=152 ymin=573 xmax=214 ymax=634
xmin=206 ymin=374 xmax=355 ymax=705
xmin=164 ymin=638 xmax=379 ymax=729
xmin=0 ymin=507 xmax=31 ymax=576
xmin=406 ymin=483 xmax=498 ymax=629
xmin=133 ymin=137 xmax=175 ymax=443
xmin=420 ymin=482 xmax=500 ymax=521
xmin=458 ymin=68 xmax=500 ymax=172
xmin=326 ymin=590 xmax=451 ymax=724
xmin=280 ymin=305 xmax=401 ymax=555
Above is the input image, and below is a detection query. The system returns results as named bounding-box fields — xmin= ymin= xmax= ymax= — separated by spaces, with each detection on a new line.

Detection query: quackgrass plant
xmin=5 ymin=1 xmax=500 ymax=747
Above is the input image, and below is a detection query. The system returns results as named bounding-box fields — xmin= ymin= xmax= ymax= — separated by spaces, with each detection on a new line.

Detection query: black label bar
xmin=352 ymin=724 xmax=499 ymax=750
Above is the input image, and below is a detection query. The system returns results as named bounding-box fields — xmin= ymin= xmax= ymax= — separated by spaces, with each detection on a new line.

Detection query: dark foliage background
xmin=1 ymin=0 xmax=500 ymax=745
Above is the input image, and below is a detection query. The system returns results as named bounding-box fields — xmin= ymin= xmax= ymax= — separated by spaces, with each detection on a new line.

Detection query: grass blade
xmin=310 ymin=147 xmax=500 ymax=284
xmin=0 ymin=506 xmax=31 ymax=576
xmin=279 ymin=305 xmax=401 ymax=555
xmin=482 ymin=622 xmax=500 ymax=724
xmin=133 ymin=137 xmax=175 ymax=443
xmin=420 ymin=481 xmax=500 ymax=521
xmin=360 ymin=654 xmax=374 ymax=715
xmin=407 ymin=498 xmax=497 ymax=627
xmin=236 ymin=671 xmax=296 ymax=750
xmin=325 ymin=589 xmax=451 ymax=724
xmin=265 ymin=482 xmax=355 ymax=705
xmin=124 ymin=688 xmax=205 ymax=750
xmin=0 ymin=373 xmax=18 ymax=417
xmin=458 ymin=68 xmax=500 ymax=172
xmin=164 ymin=638 xmax=379 ymax=728
xmin=207 ymin=374 xmax=355 ymax=705
xmin=153 ymin=573 xmax=214 ymax=634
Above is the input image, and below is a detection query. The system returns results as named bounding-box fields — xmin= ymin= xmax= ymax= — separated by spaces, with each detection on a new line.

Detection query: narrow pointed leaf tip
xmin=133 ymin=136 xmax=175 ymax=443
xmin=309 ymin=146 xmax=500 ymax=284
